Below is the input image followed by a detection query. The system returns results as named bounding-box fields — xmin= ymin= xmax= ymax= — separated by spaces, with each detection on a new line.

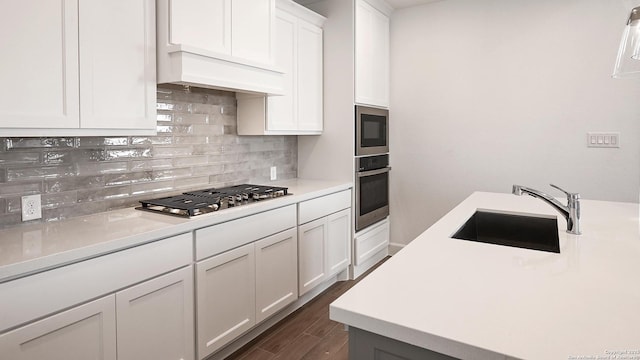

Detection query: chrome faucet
xmin=512 ymin=184 xmax=581 ymax=235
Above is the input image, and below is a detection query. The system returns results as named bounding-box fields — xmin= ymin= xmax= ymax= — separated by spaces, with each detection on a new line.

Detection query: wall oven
xmin=355 ymin=154 xmax=390 ymax=231
xmin=355 ymin=105 xmax=389 ymax=156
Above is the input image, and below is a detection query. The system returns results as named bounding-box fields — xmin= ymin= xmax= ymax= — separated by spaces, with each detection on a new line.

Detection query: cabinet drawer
xmin=354 ymin=219 xmax=389 ymax=266
xmin=298 ymin=190 xmax=351 ymax=225
xmin=0 ymin=233 xmax=192 ymax=333
xmin=195 ymin=204 xmax=296 ymax=261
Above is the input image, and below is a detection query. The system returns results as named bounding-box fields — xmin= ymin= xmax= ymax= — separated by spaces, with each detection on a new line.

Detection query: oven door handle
xmin=357 ymin=167 xmax=391 ymax=177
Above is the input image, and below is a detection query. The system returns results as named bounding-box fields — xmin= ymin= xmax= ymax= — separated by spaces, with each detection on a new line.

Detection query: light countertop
xmin=330 ymin=192 xmax=640 ymax=359
xmin=0 ymin=179 xmax=352 ymax=283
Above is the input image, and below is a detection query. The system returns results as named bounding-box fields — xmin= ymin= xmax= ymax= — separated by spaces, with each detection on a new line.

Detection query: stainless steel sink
xmin=452 ymin=209 xmax=560 ymax=253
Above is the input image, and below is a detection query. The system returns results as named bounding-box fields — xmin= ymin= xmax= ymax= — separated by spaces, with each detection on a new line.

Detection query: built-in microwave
xmin=355 ymin=105 xmax=389 ymax=156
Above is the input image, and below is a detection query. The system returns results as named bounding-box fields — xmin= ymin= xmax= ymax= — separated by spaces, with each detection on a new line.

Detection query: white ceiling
xmin=294 ymin=0 xmax=443 ymax=10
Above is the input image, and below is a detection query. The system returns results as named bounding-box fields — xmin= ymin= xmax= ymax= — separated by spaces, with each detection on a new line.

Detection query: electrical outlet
xmin=587 ymin=132 xmax=620 ymax=148
xmin=21 ymin=194 xmax=42 ymax=222
xmin=270 ymin=166 xmax=277 ymax=181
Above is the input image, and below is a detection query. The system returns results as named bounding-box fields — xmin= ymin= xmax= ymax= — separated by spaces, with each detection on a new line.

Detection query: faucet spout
xmin=512 ymin=184 xmax=581 ymax=235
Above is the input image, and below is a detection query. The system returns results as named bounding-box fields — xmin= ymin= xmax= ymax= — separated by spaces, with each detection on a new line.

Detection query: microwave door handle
xmin=357 ymin=167 xmax=391 ymax=177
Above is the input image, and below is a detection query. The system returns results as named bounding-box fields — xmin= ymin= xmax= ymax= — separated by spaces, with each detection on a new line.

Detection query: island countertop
xmin=330 ymin=192 xmax=640 ymax=359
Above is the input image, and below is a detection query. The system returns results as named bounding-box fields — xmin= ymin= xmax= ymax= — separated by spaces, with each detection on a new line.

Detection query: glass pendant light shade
xmin=612 ymin=6 xmax=640 ymax=78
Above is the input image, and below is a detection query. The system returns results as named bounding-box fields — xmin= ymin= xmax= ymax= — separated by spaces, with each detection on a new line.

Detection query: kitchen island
xmin=330 ymin=192 xmax=640 ymax=359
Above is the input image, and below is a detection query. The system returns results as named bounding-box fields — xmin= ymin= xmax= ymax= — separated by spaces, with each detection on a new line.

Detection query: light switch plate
xmin=587 ymin=132 xmax=620 ymax=148
xmin=270 ymin=166 xmax=277 ymax=181
xmin=21 ymin=194 xmax=42 ymax=221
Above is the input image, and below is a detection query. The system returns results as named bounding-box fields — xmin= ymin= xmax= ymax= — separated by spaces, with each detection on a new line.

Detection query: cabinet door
xmin=168 ymin=0 xmax=231 ymax=55
xmin=326 ymin=209 xmax=352 ymax=278
xmin=196 ymin=243 xmax=256 ymax=359
xmin=0 ymin=296 xmax=116 ymax=360
xmin=298 ymin=217 xmax=327 ymax=296
xmin=255 ymin=228 xmax=298 ymax=323
xmin=79 ymin=0 xmax=156 ymax=130
xmin=0 ymin=0 xmax=79 ymax=129
xmin=355 ymin=0 xmax=389 ymax=108
xmin=297 ymin=19 xmax=323 ymax=131
xmin=355 ymin=218 xmax=389 ymax=266
xmin=231 ymin=0 xmax=275 ymax=64
xmin=267 ymin=9 xmax=297 ymax=131
xmin=116 ymin=267 xmax=195 ymax=360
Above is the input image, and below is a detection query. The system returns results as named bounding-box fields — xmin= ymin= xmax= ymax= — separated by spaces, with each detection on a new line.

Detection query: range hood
xmin=158 ymin=46 xmax=285 ymax=95
xmin=155 ymin=0 xmax=285 ymax=95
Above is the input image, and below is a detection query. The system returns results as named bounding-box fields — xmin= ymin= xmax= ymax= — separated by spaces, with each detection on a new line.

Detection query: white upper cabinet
xmin=0 ymin=0 xmax=157 ymax=136
xmin=296 ymin=18 xmax=324 ymax=131
xmin=355 ymin=0 xmax=390 ymax=108
xmin=158 ymin=0 xmax=284 ymax=95
xmin=266 ymin=9 xmax=298 ymax=132
xmin=236 ymin=0 xmax=325 ymax=135
xmin=79 ymin=0 xmax=156 ymax=131
xmin=0 ymin=0 xmax=79 ymax=130
xmin=231 ymin=0 xmax=275 ymax=64
xmin=169 ymin=0 xmax=231 ymax=55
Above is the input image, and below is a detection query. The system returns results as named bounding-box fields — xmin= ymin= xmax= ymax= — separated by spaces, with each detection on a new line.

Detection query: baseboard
xmin=351 ymin=248 xmax=388 ymax=279
xmin=388 ymin=242 xmax=405 ymax=256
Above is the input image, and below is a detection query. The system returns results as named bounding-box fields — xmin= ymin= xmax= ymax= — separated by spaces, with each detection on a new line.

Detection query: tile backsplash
xmin=0 ymin=85 xmax=297 ymax=228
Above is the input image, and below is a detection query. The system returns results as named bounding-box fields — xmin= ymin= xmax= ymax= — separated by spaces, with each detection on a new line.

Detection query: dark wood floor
xmin=226 ymin=258 xmax=389 ymax=360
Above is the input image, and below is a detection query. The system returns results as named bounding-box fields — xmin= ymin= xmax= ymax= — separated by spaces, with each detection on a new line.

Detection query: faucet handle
xmin=550 ymin=184 xmax=580 ymax=200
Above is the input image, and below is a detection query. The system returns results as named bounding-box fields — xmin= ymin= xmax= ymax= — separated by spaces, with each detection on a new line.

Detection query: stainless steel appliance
xmin=355 ymin=105 xmax=389 ymax=156
xmin=137 ymin=184 xmax=289 ymax=217
xmin=355 ymin=154 xmax=390 ymax=231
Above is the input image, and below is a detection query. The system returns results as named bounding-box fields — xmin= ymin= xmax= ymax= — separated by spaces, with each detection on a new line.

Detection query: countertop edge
xmin=0 ymin=179 xmax=353 ymax=283
xmin=328 ymin=191 xmax=640 ymax=359
xmin=330 ymin=305 xmax=513 ymax=360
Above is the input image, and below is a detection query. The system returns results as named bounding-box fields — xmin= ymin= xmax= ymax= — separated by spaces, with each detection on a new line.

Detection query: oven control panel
xmin=358 ymin=154 xmax=389 ymax=172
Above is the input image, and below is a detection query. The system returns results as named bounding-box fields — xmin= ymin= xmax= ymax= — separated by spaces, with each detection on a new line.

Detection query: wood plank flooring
xmin=226 ymin=258 xmax=389 ymax=360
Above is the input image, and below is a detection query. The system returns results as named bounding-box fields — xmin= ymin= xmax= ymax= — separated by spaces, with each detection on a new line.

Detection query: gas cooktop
xmin=137 ymin=184 xmax=289 ymax=217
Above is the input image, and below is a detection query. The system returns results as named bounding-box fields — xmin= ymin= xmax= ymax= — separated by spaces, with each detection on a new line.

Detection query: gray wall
xmin=389 ymin=0 xmax=640 ymax=246
xmin=0 ymin=85 xmax=297 ymax=228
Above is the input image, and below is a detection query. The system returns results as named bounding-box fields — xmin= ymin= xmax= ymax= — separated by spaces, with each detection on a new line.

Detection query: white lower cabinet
xmin=298 ymin=190 xmax=352 ymax=296
xmin=298 ymin=208 xmax=351 ymax=296
xmin=0 ymin=190 xmax=355 ymax=360
xmin=0 ymin=233 xmax=194 ymax=360
xmin=116 ymin=267 xmax=195 ymax=360
xmin=195 ymin=226 xmax=298 ymax=359
xmin=352 ymin=217 xmax=390 ymax=279
xmin=255 ymin=228 xmax=298 ymax=323
xmin=298 ymin=217 xmax=328 ymax=296
xmin=0 ymin=266 xmax=195 ymax=360
xmin=0 ymin=296 xmax=117 ymax=360
xmin=327 ymin=209 xmax=352 ymax=277
xmin=354 ymin=218 xmax=389 ymax=266
xmin=196 ymin=243 xmax=256 ymax=359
